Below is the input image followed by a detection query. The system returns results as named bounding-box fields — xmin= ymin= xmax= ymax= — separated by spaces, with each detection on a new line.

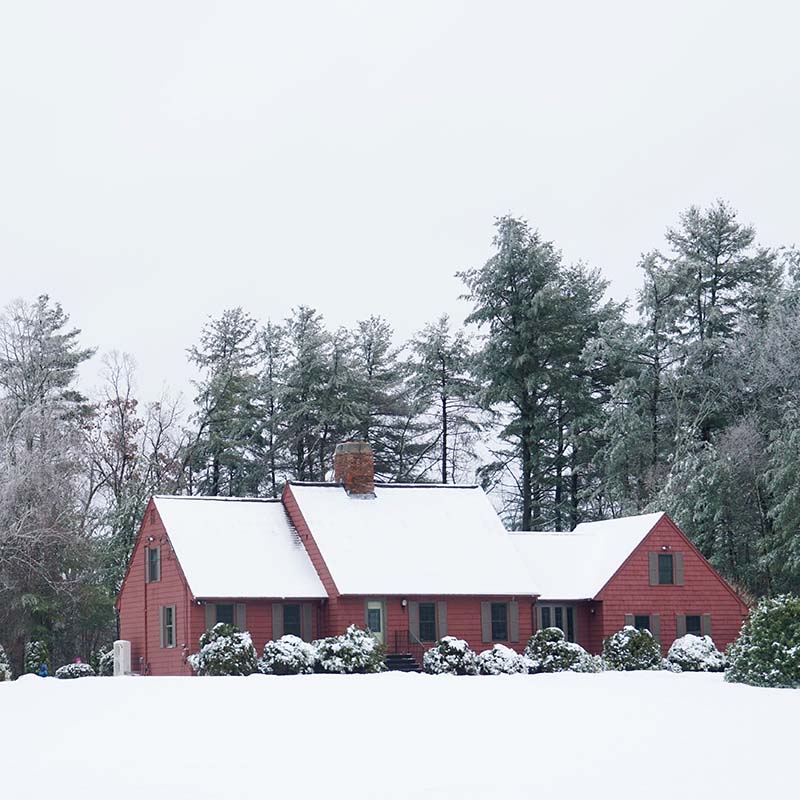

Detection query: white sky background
xmin=1 ymin=1 xmax=798 ymax=404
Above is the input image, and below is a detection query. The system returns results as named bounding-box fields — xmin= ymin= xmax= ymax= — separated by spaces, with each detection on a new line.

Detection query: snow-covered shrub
xmin=524 ymin=627 xmax=603 ymax=673
xmin=422 ymin=636 xmax=479 ymax=675
xmin=259 ymin=635 xmax=317 ymax=675
xmin=313 ymin=625 xmax=385 ymax=674
xmin=603 ymin=626 xmax=662 ymax=671
xmin=726 ymin=594 xmax=800 ymax=688
xmin=24 ymin=641 xmax=50 ymax=676
xmin=55 ymin=662 xmax=96 ymax=679
xmin=188 ymin=623 xmax=259 ymax=677
xmin=667 ymin=635 xmax=725 ymax=672
xmin=0 ymin=644 xmax=12 ymax=682
xmin=93 ymin=648 xmax=115 ymax=677
xmin=477 ymin=644 xmax=526 ymax=675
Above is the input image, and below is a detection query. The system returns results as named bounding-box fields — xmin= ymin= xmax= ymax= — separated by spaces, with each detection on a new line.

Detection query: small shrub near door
xmin=422 ymin=637 xmax=479 ymax=675
xmin=725 ymin=594 xmax=800 ymax=688
xmin=524 ymin=628 xmax=603 ymax=673
xmin=477 ymin=644 xmax=526 ymax=675
xmin=603 ymin=626 xmax=662 ymax=671
xmin=55 ymin=662 xmax=96 ymax=679
xmin=188 ymin=623 xmax=259 ymax=676
xmin=259 ymin=635 xmax=317 ymax=675
xmin=0 ymin=644 xmax=12 ymax=681
xmin=667 ymin=635 xmax=725 ymax=672
xmin=314 ymin=625 xmax=385 ymax=674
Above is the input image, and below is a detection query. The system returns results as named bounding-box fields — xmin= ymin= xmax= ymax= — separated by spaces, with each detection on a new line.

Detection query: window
xmin=160 ymin=605 xmax=176 ymax=648
xmin=491 ymin=603 xmax=508 ymax=641
xmin=685 ymin=615 xmax=702 ymax=636
xmin=283 ymin=604 xmax=302 ymax=637
xmin=634 ymin=614 xmax=650 ymax=631
xmin=146 ymin=546 xmax=160 ymax=583
xmin=367 ymin=606 xmax=382 ymax=634
xmin=215 ymin=604 xmax=234 ymax=625
xmin=658 ymin=553 xmax=674 ymax=585
xmin=419 ymin=603 xmax=437 ymax=642
xmin=538 ymin=605 xmax=576 ymax=642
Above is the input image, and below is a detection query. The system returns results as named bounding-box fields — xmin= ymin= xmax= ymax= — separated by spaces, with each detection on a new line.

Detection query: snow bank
xmin=1 ymin=672 xmax=796 ymax=799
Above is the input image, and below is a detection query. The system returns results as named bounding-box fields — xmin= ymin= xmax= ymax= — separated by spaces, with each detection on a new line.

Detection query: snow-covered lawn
xmin=2 ymin=671 xmax=796 ymax=799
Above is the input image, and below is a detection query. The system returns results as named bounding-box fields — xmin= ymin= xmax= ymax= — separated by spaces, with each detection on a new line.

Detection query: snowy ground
xmin=2 ymin=671 xmax=796 ymax=799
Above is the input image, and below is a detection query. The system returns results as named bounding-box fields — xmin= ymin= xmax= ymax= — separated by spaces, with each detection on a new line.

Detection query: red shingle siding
xmin=594 ymin=515 xmax=748 ymax=654
xmin=118 ymin=500 xmax=194 ymax=676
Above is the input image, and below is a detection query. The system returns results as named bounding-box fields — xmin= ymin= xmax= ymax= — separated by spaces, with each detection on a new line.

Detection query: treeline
xmin=1 ymin=201 xmax=798 ymax=668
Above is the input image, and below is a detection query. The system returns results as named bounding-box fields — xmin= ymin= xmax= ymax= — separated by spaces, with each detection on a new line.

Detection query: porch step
xmin=385 ymin=653 xmax=421 ymax=672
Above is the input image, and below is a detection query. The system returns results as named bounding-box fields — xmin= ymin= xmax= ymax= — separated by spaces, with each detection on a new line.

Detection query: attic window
xmin=146 ymin=546 xmax=161 ymax=583
xmin=658 ymin=554 xmax=674 ymax=585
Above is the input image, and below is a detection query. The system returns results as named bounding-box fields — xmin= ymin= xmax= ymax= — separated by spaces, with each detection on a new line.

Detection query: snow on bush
xmin=93 ymin=648 xmax=115 ymax=677
xmin=314 ymin=625 xmax=385 ymax=674
xmin=55 ymin=662 xmax=96 ymax=679
xmin=524 ymin=628 xmax=603 ymax=673
xmin=667 ymin=634 xmax=725 ymax=672
xmin=188 ymin=623 xmax=259 ymax=677
xmin=259 ymin=635 xmax=317 ymax=675
xmin=0 ymin=644 xmax=12 ymax=682
xmin=422 ymin=636 xmax=479 ymax=675
xmin=726 ymin=594 xmax=800 ymax=688
xmin=24 ymin=641 xmax=50 ymax=676
xmin=477 ymin=644 xmax=526 ymax=675
xmin=603 ymin=626 xmax=662 ymax=671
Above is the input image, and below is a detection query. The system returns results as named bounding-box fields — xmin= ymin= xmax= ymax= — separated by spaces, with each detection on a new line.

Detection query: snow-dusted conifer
xmin=725 ymin=594 xmax=800 ymax=688
xmin=55 ymin=662 xmax=95 ymax=679
xmin=525 ymin=627 xmax=603 ymax=673
xmin=24 ymin=641 xmax=50 ymax=675
xmin=0 ymin=644 xmax=12 ymax=681
xmin=476 ymin=644 xmax=526 ymax=675
xmin=667 ymin=635 xmax=725 ymax=672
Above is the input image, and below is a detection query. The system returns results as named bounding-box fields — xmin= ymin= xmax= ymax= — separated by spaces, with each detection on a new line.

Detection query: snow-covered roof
xmin=153 ymin=496 xmax=327 ymax=599
xmin=288 ymin=483 xmax=536 ymax=596
xmin=510 ymin=512 xmax=666 ymax=600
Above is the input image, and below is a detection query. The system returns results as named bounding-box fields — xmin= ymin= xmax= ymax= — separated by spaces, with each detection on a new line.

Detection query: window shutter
xmin=675 ymin=553 xmax=685 ymax=585
xmin=480 ymin=602 xmax=491 ymax=642
xmin=205 ymin=603 xmax=215 ymax=631
xmin=624 ymin=613 xmax=634 ymax=627
xmin=509 ymin=601 xmax=520 ymax=643
xmin=535 ymin=606 xmax=543 ymax=631
xmin=301 ymin=603 xmax=313 ymax=642
xmin=159 ymin=607 xmax=166 ymax=648
xmin=437 ymin=601 xmax=448 ymax=638
xmin=702 ymin=614 xmax=712 ymax=638
xmin=272 ymin=603 xmax=283 ymax=640
xmin=676 ymin=614 xmax=686 ymax=637
xmin=650 ymin=613 xmax=661 ymax=643
xmin=648 ymin=553 xmax=658 ymax=585
xmin=235 ymin=603 xmax=247 ymax=632
xmin=408 ymin=601 xmax=419 ymax=641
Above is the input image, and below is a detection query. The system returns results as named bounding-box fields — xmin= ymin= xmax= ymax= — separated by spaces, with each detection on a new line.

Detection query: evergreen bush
xmin=24 ymin=641 xmax=50 ymax=676
xmin=422 ymin=636 xmax=479 ymax=675
xmin=93 ymin=648 xmax=115 ymax=677
xmin=55 ymin=662 xmax=96 ymax=679
xmin=667 ymin=635 xmax=725 ymax=672
xmin=603 ymin=626 xmax=662 ymax=671
xmin=188 ymin=623 xmax=259 ymax=676
xmin=313 ymin=625 xmax=385 ymax=674
xmin=259 ymin=635 xmax=317 ymax=675
xmin=0 ymin=644 xmax=12 ymax=682
xmin=524 ymin=628 xmax=603 ymax=673
xmin=725 ymin=594 xmax=800 ymax=688
xmin=476 ymin=644 xmax=526 ymax=675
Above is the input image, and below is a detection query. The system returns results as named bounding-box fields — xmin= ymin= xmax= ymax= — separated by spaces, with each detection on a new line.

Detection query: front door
xmin=366 ymin=600 xmax=385 ymax=645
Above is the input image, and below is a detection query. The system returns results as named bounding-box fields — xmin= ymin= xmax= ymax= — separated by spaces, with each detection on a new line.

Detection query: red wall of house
xmin=118 ymin=500 xmax=194 ymax=676
xmin=595 ymin=515 xmax=748 ymax=654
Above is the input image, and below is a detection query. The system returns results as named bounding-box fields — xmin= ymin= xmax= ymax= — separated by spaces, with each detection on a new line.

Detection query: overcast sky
xmin=1 ymin=1 xmax=798 ymax=403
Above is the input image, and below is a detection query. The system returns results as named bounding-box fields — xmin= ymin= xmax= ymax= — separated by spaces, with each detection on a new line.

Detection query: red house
xmin=117 ymin=441 xmax=747 ymax=675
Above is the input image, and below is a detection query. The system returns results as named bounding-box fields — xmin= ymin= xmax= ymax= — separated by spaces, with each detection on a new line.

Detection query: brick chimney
xmin=334 ymin=441 xmax=375 ymax=496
